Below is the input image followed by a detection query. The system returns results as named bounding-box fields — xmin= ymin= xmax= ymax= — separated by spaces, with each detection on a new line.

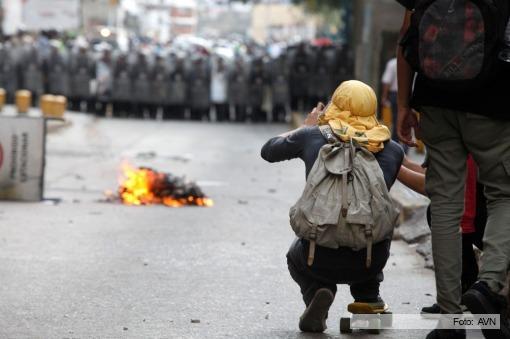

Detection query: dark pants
xmin=286 ymin=238 xmax=391 ymax=306
xmin=190 ymin=107 xmax=210 ymax=121
xmin=290 ymin=95 xmax=313 ymax=114
xmin=164 ymin=105 xmax=185 ymax=120
xmin=234 ymin=105 xmax=247 ymax=122
xmin=215 ymin=103 xmax=229 ymax=122
xmin=112 ymin=101 xmax=133 ymax=118
xmin=69 ymin=97 xmax=95 ymax=113
xmin=251 ymin=106 xmax=266 ymax=122
xmin=133 ymin=102 xmax=154 ymax=119
xmin=272 ymin=103 xmax=287 ymax=122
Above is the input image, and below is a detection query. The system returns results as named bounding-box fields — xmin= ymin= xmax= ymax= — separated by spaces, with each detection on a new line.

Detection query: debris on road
xmin=191 ymin=319 xmax=201 ymax=324
xmin=136 ymin=151 xmax=157 ymax=160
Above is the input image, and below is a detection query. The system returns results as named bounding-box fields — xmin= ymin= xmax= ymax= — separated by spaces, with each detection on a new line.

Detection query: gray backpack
xmin=289 ymin=125 xmax=398 ymax=268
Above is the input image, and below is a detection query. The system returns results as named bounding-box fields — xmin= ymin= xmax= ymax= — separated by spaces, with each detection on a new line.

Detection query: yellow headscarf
xmin=318 ymin=80 xmax=391 ymax=153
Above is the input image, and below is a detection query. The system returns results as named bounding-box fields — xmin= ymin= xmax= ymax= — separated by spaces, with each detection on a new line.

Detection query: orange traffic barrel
xmin=40 ymin=94 xmax=55 ymax=116
xmin=0 ymin=88 xmax=5 ymax=112
xmin=15 ymin=90 xmax=32 ymax=114
xmin=52 ymin=96 xmax=67 ymax=118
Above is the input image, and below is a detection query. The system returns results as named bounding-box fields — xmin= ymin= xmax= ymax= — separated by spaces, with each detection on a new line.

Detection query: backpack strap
xmin=341 ymin=162 xmax=349 ymax=218
xmin=365 ymin=224 xmax=373 ymax=268
xmin=307 ymin=224 xmax=317 ymax=266
xmin=319 ymin=124 xmax=339 ymax=144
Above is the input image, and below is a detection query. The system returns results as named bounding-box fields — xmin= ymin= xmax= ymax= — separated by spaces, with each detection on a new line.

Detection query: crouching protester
xmin=261 ymin=80 xmax=404 ymax=332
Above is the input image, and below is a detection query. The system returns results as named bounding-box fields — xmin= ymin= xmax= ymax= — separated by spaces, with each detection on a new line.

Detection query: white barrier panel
xmin=0 ymin=116 xmax=45 ymax=201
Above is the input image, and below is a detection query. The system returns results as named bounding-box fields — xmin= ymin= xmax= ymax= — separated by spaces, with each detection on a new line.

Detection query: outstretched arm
xmin=397 ymin=164 xmax=426 ymax=196
xmin=260 ymin=104 xmax=324 ymax=162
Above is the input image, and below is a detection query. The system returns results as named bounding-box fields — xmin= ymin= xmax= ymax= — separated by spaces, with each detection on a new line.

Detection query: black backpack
xmin=401 ymin=0 xmax=510 ymax=92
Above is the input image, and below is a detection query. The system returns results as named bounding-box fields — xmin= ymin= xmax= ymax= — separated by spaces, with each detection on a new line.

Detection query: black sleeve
xmin=396 ymin=0 xmax=415 ymax=10
xmin=260 ymin=127 xmax=310 ymax=163
xmin=374 ymin=140 xmax=405 ymax=190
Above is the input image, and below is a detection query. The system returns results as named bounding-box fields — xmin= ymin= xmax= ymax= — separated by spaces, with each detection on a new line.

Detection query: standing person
xmin=396 ymin=1 xmax=510 ymax=338
xmin=43 ymin=41 xmax=69 ymax=97
xmin=289 ymin=43 xmax=311 ymax=113
xmin=249 ymin=57 xmax=267 ymax=122
xmin=151 ymin=54 xmax=169 ymax=119
xmin=131 ymin=52 xmax=153 ymax=119
xmin=0 ymin=42 xmax=19 ymax=104
xmin=261 ymin=80 xmax=403 ymax=333
xmin=311 ymin=47 xmax=331 ymax=107
xmin=166 ymin=58 xmax=187 ymax=120
xmin=380 ymin=56 xmax=398 ymax=141
xmin=188 ymin=57 xmax=211 ymax=121
xmin=21 ymin=46 xmax=44 ymax=106
xmin=69 ymin=43 xmax=96 ymax=113
xmin=111 ymin=53 xmax=133 ymax=118
xmin=329 ymin=45 xmax=350 ymax=101
xmin=95 ymin=46 xmax=113 ymax=117
xmin=210 ymin=57 xmax=229 ymax=122
xmin=270 ymin=53 xmax=290 ymax=122
xmin=229 ymin=57 xmax=249 ymax=122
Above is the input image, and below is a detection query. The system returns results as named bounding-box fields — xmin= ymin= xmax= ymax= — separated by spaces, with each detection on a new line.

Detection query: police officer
xmin=20 ymin=46 xmax=44 ymax=106
xmin=131 ymin=51 xmax=153 ymax=119
xmin=210 ymin=56 xmax=229 ymax=122
xmin=0 ymin=42 xmax=20 ymax=104
xmin=43 ymin=41 xmax=69 ymax=97
xmin=270 ymin=53 xmax=290 ymax=122
xmin=166 ymin=57 xmax=188 ymax=120
xmin=111 ymin=53 xmax=133 ymax=117
xmin=69 ymin=43 xmax=96 ymax=112
xmin=311 ymin=46 xmax=332 ymax=107
xmin=289 ymin=42 xmax=311 ymax=113
xmin=150 ymin=54 xmax=168 ymax=119
xmin=95 ymin=46 xmax=113 ymax=117
xmin=188 ymin=57 xmax=211 ymax=121
xmin=229 ymin=57 xmax=249 ymax=122
xmin=331 ymin=44 xmax=354 ymax=95
xmin=249 ymin=57 xmax=267 ymax=122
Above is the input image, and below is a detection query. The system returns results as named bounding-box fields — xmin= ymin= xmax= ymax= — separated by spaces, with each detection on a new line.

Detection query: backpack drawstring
xmin=307 ymin=224 xmax=317 ymax=266
xmin=365 ymin=224 xmax=373 ymax=268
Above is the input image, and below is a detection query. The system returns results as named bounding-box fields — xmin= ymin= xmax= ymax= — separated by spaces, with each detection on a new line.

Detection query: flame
xmin=117 ymin=162 xmax=213 ymax=207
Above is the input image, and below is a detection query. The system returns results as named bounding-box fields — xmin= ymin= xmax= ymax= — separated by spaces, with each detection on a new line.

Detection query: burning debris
xmin=109 ymin=163 xmax=213 ymax=207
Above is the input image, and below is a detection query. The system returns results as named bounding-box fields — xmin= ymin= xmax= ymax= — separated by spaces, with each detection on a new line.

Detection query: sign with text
xmin=0 ymin=116 xmax=45 ymax=201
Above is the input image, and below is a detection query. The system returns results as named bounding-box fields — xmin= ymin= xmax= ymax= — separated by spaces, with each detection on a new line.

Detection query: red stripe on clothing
xmin=461 ymin=155 xmax=477 ymax=234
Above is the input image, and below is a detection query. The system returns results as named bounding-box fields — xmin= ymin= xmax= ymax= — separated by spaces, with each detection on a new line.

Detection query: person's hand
xmin=397 ymin=106 xmax=419 ymax=147
xmin=304 ymin=102 xmax=325 ymax=126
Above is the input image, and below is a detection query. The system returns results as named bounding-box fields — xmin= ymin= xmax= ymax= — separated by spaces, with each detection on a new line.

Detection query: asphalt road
xmin=0 ymin=113 xmax=483 ymax=338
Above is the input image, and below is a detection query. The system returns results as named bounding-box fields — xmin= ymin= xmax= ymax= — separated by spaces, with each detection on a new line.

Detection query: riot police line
xmin=0 ymin=39 xmax=354 ymax=122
